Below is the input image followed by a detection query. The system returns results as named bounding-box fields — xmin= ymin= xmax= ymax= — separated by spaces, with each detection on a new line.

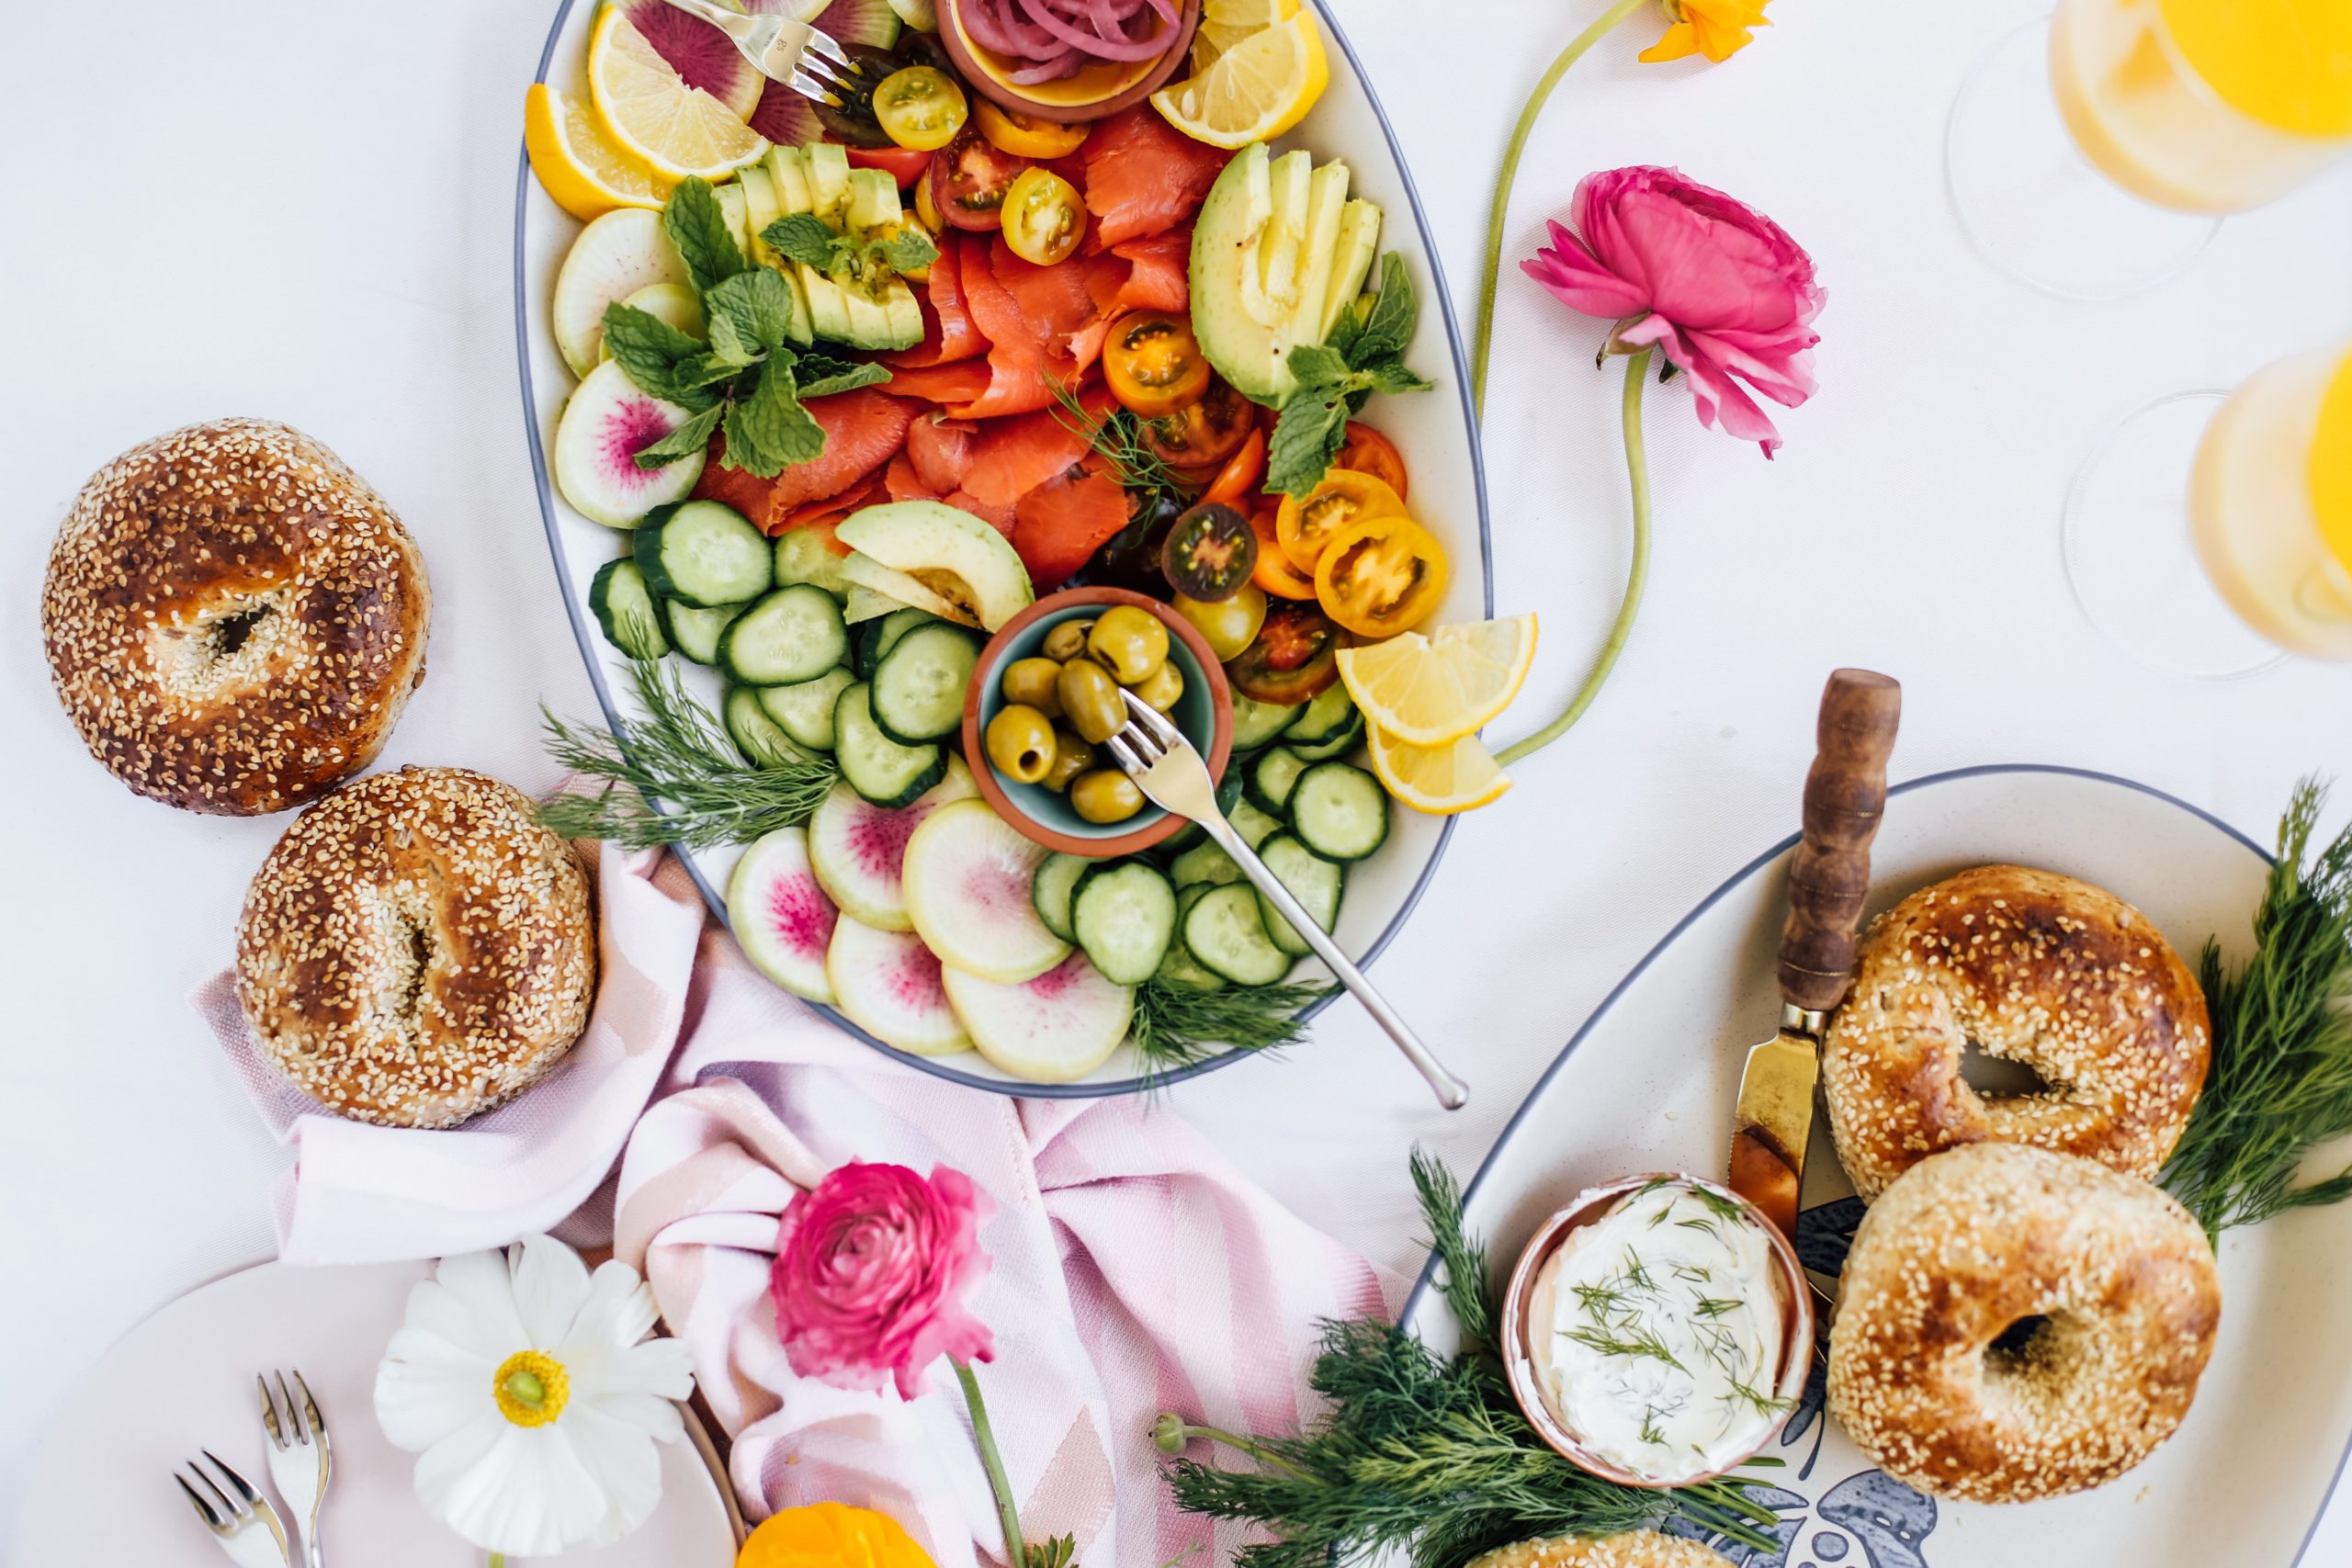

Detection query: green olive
xmin=1042 ymin=617 xmax=1095 ymax=662
xmin=1132 ymin=660 xmax=1184 ymax=713
xmin=985 ymin=705 xmax=1057 ymax=784
xmin=1057 ymin=658 xmax=1128 ymax=745
xmin=1041 ymin=728 xmax=1093 ymax=792
xmin=1070 ymin=768 xmax=1145 ymax=824
xmin=1001 ymin=657 xmax=1065 ymax=718
xmin=1087 ymin=604 xmax=1170 ymax=684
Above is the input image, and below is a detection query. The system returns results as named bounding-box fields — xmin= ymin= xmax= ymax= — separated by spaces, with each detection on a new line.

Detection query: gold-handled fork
xmin=1102 ymin=688 xmax=1470 ymax=1110
xmin=174 ymin=1450 xmax=291 ymax=1568
xmin=649 ymin=0 xmax=873 ymax=105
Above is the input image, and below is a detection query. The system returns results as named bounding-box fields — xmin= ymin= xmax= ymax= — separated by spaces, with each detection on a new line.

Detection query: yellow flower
xmin=739 ymin=1503 xmax=939 ymax=1568
xmin=1639 ymin=0 xmax=1770 ymax=63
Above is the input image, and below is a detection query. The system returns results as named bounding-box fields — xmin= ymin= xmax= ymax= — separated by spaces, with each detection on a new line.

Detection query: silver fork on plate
xmin=1104 ymin=689 xmax=1471 ymax=1110
xmin=259 ymin=1370 xmax=333 ymax=1568
xmin=650 ymin=0 xmax=872 ymax=105
xmin=174 ymin=1450 xmax=291 ymax=1568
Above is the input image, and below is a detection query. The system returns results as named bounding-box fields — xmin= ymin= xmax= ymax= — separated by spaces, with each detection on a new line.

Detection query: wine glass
xmin=1947 ymin=0 xmax=2352 ymax=300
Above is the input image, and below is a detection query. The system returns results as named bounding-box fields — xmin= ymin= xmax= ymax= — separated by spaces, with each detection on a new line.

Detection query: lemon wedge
xmin=1336 ymin=615 xmax=1538 ymax=748
xmin=588 ymin=6 xmax=768 ymax=183
xmin=1149 ymin=6 xmax=1328 ymax=149
xmin=1194 ymin=0 xmax=1300 ymax=68
xmin=1365 ymin=727 xmax=1512 ymax=816
xmin=526 ymin=83 xmax=671 ymax=220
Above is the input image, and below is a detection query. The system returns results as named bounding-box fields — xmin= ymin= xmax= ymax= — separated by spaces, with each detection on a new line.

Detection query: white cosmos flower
xmin=374 ymin=1235 xmax=696 ymax=1559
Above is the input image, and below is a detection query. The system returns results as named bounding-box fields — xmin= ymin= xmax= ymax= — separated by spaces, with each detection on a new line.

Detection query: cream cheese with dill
xmin=1522 ymin=1179 xmax=1790 ymax=1482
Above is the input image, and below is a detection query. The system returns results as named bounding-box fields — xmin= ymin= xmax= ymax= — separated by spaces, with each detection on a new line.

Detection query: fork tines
xmin=174 ymin=1450 xmax=264 ymax=1534
xmin=787 ymin=28 xmax=865 ymax=106
xmin=259 ymin=1369 xmax=324 ymax=1450
xmin=1104 ymin=688 xmax=1183 ymax=774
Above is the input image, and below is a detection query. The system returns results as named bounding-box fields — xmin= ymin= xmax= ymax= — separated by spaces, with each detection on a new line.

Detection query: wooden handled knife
xmin=1727 ymin=669 xmax=1901 ymax=1245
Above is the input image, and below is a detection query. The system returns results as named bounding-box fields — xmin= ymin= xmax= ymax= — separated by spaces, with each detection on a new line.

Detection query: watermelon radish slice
xmin=552 ymin=208 xmax=690 ymax=378
xmin=902 ymin=798 xmax=1069 ymax=984
xmin=617 ymin=0 xmax=765 ymax=119
xmin=744 ymin=0 xmax=900 ymax=48
xmin=828 ymin=918 xmax=971 ymax=1055
xmin=942 ymin=953 xmax=1133 ymax=1083
xmin=750 ymin=83 xmax=824 ymax=149
xmin=727 ymin=826 xmax=838 ymax=1003
xmin=553 ymin=359 xmax=707 ymax=528
xmin=806 ymin=755 xmax=978 ymax=931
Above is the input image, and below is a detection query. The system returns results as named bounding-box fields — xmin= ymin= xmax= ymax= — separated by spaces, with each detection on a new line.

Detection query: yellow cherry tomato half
xmin=973 ymin=98 xmax=1090 ymax=158
xmin=1275 ymin=469 xmax=1407 ymax=572
xmin=1313 ymin=514 xmax=1449 ymax=637
xmin=873 ymin=67 xmax=968 ymax=152
xmin=1001 ymin=166 xmax=1086 ymax=266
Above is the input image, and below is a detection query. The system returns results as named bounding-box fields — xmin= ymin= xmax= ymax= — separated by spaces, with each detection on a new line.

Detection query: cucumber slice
xmin=1286 ymin=714 xmax=1364 ymax=763
xmin=1281 ymin=682 xmax=1358 ymax=745
xmin=1170 ymin=840 xmax=1242 ymax=888
xmin=1290 ymin=761 xmax=1389 ymax=862
xmin=634 ymin=500 xmax=772 ymax=607
xmin=1253 ymin=831 xmax=1344 ymax=957
xmin=834 ymin=679 xmax=946 ymax=807
xmin=1246 ymin=747 xmax=1311 ymax=817
xmin=590 ymin=558 xmax=668 ymax=660
xmin=725 ymin=685 xmax=814 ymax=769
xmin=1230 ymin=798 xmax=1283 ymax=850
xmin=1156 ymin=886 xmax=1227 ymax=993
xmin=871 ymin=622 xmax=981 ymax=745
xmin=1230 ymin=694 xmax=1303 ymax=751
xmin=774 ymin=526 xmax=854 ymax=602
xmin=1182 ymin=883 xmax=1292 ymax=987
xmin=857 ymin=605 xmax=936 ymax=676
xmin=1031 ymin=852 xmax=1092 ymax=942
xmin=661 ymin=597 xmax=744 ymax=666
xmin=1070 ymin=861 xmax=1176 ymax=986
xmin=757 ymin=666 xmax=857 ymax=750
xmin=719 ymin=584 xmax=850 ymax=685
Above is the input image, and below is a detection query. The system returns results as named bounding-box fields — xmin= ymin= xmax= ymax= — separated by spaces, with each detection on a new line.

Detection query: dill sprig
xmin=2163 ymin=777 xmax=2352 ymax=1235
xmin=1564 ymin=1324 xmax=1684 ymax=1371
xmin=1128 ymin=979 xmax=1332 ymax=1080
xmin=1049 ymin=379 xmax=1185 ymax=501
xmin=538 ymin=654 xmax=836 ymax=850
xmin=1412 ymin=1147 xmax=1497 ymax=1346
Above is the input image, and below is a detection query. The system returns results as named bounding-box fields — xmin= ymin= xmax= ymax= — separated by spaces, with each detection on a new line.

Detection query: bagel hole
xmin=1987 ymin=1314 xmax=2052 ymax=1361
xmin=1960 ymin=1040 xmax=2052 ymax=1100
xmin=395 ymin=920 xmax=433 ymax=1020
xmin=209 ymin=604 xmax=273 ymax=660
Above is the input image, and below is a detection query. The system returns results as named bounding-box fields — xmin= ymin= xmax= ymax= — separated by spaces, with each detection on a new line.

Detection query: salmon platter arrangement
xmin=518 ymin=0 xmax=1501 ymax=1092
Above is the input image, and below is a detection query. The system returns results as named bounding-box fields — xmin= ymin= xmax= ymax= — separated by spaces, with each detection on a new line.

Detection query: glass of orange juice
xmin=1947 ymin=0 xmax=2352 ymax=299
xmin=2066 ymin=338 xmax=2352 ymax=676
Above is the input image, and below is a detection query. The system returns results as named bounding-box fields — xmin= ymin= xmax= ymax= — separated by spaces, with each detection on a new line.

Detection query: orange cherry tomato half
xmin=1248 ymin=507 xmax=1318 ymax=599
xmin=1274 ymin=469 xmax=1407 ymax=573
xmin=1141 ymin=378 xmax=1253 ymax=470
xmin=973 ymin=98 xmax=1090 ymax=158
xmin=1334 ymin=422 xmax=1408 ymax=501
xmin=1102 ymin=310 xmax=1212 ymax=419
xmin=1201 ymin=427 xmax=1266 ymax=510
xmin=1001 ymin=166 xmax=1086 ymax=265
xmin=1313 ymin=514 xmax=1450 ymax=637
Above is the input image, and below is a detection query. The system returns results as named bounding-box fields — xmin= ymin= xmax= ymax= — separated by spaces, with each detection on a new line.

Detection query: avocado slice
xmin=846 ymin=167 xmax=904 ymax=231
xmin=741 ymin=164 xmax=783 ymax=269
xmin=800 ymin=265 xmax=856 ymax=344
xmin=1256 ymin=150 xmax=1313 ymax=329
xmin=1193 ymin=144 xmax=1317 ymax=402
xmin=777 ymin=264 xmax=815 ymax=346
xmin=714 ymin=181 xmax=753 ymax=263
xmin=835 ymin=501 xmax=1036 ymax=631
xmin=877 ymin=275 xmax=924 ymax=351
xmin=807 ymin=142 xmax=853 ymax=230
xmin=1319 ymin=199 xmax=1383 ymax=343
xmin=840 ymin=285 xmax=899 ymax=352
xmin=1285 ymin=162 xmax=1351 ymax=351
xmin=766 ymin=144 xmax=814 ymax=216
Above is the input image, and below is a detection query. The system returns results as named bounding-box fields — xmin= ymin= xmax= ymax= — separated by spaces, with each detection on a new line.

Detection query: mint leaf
xmin=723 ymin=352 xmax=826 ymax=477
xmin=1287 ymin=342 xmax=1351 ymax=389
xmin=763 ymin=213 xmax=840 ymax=272
xmin=633 ymin=402 xmax=724 ymax=469
xmin=1356 ymin=357 xmax=1433 ymax=395
xmin=795 ymin=356 xmax=892 ymax=399
xmin=602 ymin=302 xmax=718 ymax=408
xmin=880 ymin=226 xmax=939 ymax=273
xmin=705 ymin=267 xmax=801 ymax=365
xmin=664 ymin=178 xmax=748 ymax=293
xmin=1266 ymin=380 xmax=1352 ymax=500
xmin=1348 ymin=253 xmax=1419 ymax=366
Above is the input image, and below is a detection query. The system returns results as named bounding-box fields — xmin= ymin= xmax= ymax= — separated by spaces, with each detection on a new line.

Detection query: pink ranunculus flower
xmin=770 ymin=1161 xmax=995 ymax=1400
xmin=1523 ymin=165 xmax=1824 ymax=456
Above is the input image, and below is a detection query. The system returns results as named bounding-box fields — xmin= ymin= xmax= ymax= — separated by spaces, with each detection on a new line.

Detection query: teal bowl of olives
xmin=964 ymin=586 xmax=1234 ymax=857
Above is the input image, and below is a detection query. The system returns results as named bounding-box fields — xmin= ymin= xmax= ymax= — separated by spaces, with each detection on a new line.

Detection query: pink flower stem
xmin=956 ymin=1359 xmax=1032 ymax=1568
xmin=1493 ymin=347 xmax=1653 ymax=766
xmin=1471 ymin=0 xmax=1652 ymax=414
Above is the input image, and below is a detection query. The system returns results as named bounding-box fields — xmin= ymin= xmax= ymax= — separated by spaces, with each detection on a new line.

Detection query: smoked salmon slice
xmin=690 ymin=389 xmax=914 ymax=532
xmin=885 ymin=360 xmax=996 ymax=405
xmin=884 ymin=232 xmax=986 ymax=368
xmin=1080 ymin=107 xmax=1231 ymax=249
xmin=1013 ymin=453 xmax=1133 ymax=591
xmin=955 ymin=387 xmax=1116 ymax=511
xmin=1113 ymin=229 xmax=1190 ymax=314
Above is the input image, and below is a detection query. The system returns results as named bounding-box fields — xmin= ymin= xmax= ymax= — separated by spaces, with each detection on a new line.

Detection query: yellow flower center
xmin=492 ymin=1349 xmax=571 ymax=1427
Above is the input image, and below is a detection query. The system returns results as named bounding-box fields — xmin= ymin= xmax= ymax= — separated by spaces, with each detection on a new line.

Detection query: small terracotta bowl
xmin=1498 ymin=1172 xmax=1815 ymax=1489
xmin=964 ymin=586 xmax=1233 ymax=857
xmin=937 ymin=0 xmax=1201 ymax=123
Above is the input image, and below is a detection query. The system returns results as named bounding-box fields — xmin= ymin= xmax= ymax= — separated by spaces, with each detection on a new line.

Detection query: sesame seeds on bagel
xmin=1462 ymin=1532 xmax=1731 ymax=1568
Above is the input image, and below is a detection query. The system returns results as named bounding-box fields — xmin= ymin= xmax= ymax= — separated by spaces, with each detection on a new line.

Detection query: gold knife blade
xmin=1729 ymin=1010 xmax=1826 ymax=1245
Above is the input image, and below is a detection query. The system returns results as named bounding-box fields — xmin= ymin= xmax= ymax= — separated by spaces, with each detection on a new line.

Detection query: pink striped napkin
xmin=198 ymin=841 xmax=1402 ymax=1566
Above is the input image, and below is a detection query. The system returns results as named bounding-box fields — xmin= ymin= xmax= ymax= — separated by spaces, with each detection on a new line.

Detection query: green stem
xmin=1472 ymin=0 xmax=1652 ymax=415
xmin=487 ymin=1556 xmax=504 ymax=1568
xmin=1160 ymin=1416 xmax=1312 ymax=1479
xmin=1494 ymin=348 xmax=1653 ymax=767
xmin=957 ymin=1360 xmax=1030 ymax=1568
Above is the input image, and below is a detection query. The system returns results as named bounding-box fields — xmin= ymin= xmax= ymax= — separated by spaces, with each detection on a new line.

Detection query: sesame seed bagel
xmin=1826 ymin=1143 xmax=2220 ymax=1503
xmin=1463 ymin=1532 xmax=1727 ymax=1568
xmin=236 ymin=767 xmax=595 ymax=1129
xmin=1822 ymin=865 xmax=2209 ymax=1201
xmin=41 ymin=419 xmax=429 ymax=816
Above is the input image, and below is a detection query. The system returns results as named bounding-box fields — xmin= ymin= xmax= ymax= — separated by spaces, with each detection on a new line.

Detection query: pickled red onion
xmin=1012 ymin=0 xmax=1170 ymax=61
xmin=956 ymin=0 xmax=1174 ymax=72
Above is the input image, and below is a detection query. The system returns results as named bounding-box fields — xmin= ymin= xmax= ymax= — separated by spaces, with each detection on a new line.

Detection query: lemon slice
xmin=526 ymin=82 xmax=671 ymax=220
xmin=1336 ymin=615 xmax=1539 ymax=748
xmin=1194 ymin=0 xmax=1299 ymax=68
xmin=1149 ymin=8 xmax=1328 ymax=149
xmin=588 ymin=6 xmax=768 ymax=183
xmin=1365 ymin=727 xmax=1512 ymax=816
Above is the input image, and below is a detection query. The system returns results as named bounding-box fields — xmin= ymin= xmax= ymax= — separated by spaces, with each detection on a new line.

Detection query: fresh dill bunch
xmin=1048 ymin=379 xmax=1185 ymax=501
xmin=2163 ymin=777 xmax=2352 ymax=1235
xmin=1411 ymin=1146 xmax=1496 ymax=1346
xmin=538 ymin=654 xmax=836 ymax=850
xmin=1128 ymin=979 xmax=1332 ymax=1083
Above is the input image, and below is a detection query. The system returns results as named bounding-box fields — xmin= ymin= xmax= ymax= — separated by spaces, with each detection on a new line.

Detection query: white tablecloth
xmin=5 ymin=0 xmax=2350 ymax=1557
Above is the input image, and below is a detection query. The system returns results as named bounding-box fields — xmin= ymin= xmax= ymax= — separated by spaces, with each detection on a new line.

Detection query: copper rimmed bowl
xmin=1498 ymin=1172 xmax=1815 ymax=1488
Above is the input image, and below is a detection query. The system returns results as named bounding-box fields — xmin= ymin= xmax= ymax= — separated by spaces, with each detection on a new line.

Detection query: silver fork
xmin=650 ymin=0 xmax=870 ymax=105
xmin=260 ymin=1371 xmax=332 ymax=1568
xmin=174 ymin=1450 xmax=291 ymax=1568
xmin=1105 ymin=689 xmax=1470 ymax=1109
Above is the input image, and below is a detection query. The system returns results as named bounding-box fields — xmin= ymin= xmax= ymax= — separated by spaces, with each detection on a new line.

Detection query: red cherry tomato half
xmin=1140 ymin=378 xmax=1253 ymax=470
xmin=1225 ymin=600 xmax=1342 ymax=705
xmin=1334 ymin=422 xmax=1409 ymax=501
xmin=924 ymin=120 xmax=1032 ymax=231
xmin=847 ymin=144 xmax=936 ymax=187
xmin=1201 ymin=427 xmax=1267 ymax=511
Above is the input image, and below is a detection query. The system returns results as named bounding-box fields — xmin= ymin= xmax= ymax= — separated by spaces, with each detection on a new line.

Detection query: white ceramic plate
xmin=11 ymin=1259 xmax=743 ymax=1567
xmin=513 ymin=0 xmax=1493 ymax=1096
xmin=1400 ymin=765 xmax=2352 ymax=1568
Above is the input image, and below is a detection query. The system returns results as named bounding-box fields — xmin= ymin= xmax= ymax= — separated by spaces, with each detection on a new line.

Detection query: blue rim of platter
xmin=514 ymin=0 xmax=1495 ymax=1098
xmin=1396 ymin=762 xmax=2350 ymax=1566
